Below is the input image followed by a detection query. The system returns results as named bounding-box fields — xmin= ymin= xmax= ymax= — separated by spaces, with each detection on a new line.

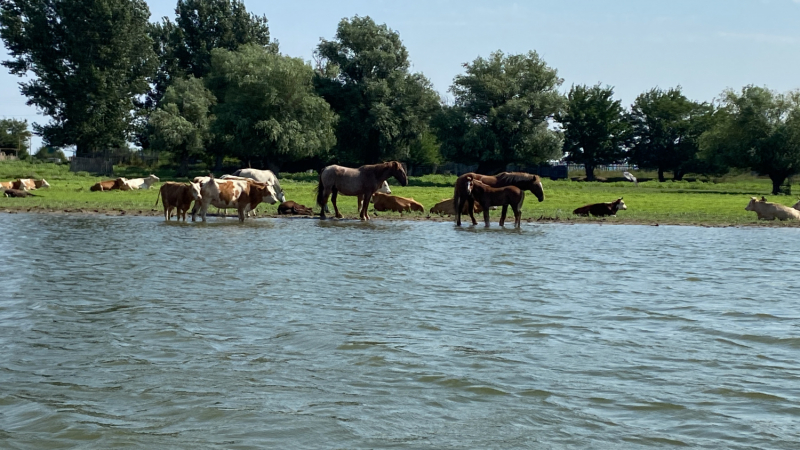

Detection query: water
xmin=1 ymin=213 xmax=799 ymax=449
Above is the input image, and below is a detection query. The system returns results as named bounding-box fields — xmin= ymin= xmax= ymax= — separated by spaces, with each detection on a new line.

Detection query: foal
xmin=466 ymin=177 xmax=525 ymax=228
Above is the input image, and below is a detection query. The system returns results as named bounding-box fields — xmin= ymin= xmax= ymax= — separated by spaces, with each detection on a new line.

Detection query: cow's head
xmin=189 ymin=181 xmax=202 ymax=201
xmin=147 ymin=174 xmax=160 ymax=183
xmin=613 ymin=197 xmax=627 ymax=211
xmin=745 ymin=197 xmax=758 ymax=211
xmin=377 ymin=180 xmax=392 ymax=195
xmin=37 ymin=179 xmax=50 ymax=188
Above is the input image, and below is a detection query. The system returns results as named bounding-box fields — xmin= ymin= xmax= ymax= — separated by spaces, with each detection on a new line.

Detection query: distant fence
xmin=566 ymin=164 xmax=637 ymax=172
xmin=0 ymin=151 xmax=19 ymax=161
xmin=70 ymin=157 xmax=113 ymax=175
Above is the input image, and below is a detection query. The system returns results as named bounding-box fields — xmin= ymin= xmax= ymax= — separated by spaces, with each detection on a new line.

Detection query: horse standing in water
xmin=453 ymin=172 xmax=544 ymax=226
xmin=466 ymin=177 xmax=525 ymax=228
xmin=316 ymin=161 xmax=408 ymax=221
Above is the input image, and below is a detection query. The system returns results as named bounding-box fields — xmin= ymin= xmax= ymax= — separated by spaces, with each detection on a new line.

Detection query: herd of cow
xmin=4 ymin=162 xmax=800 ymax=225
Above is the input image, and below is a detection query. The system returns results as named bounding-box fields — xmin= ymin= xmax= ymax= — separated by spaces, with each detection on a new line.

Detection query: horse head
xmin=390 ymin=161 xmax=408 ymax=187
xmin=528 ymin=175 xmax=545 ymax=202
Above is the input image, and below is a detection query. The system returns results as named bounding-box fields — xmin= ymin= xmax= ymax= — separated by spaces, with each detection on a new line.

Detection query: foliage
xmin=148 ymin=76 xmax=216 ymax=176
xmin=557 ymin=84 xmax=629 ymax=181
xmin=407 ymin=131 xmax=443 ymax=167
xmin=207 ymin=44 xmax=336 ymax=169
xmin=700 ymin=85 xmax=800 ymax=194
xmin=0 ymin=0 xmax=157 ymax=155
xmin=440 ymin=50 xmax=564 ymax=173
xmin=33 ymin=146 xmax=68 ymax=163
xmin=0 ymin=118 xmax=31 ymax=159
xmin=314 ymin=16 xmax=440 ymax=165
xmin=628 ymin=87 xmax=714 ymax=182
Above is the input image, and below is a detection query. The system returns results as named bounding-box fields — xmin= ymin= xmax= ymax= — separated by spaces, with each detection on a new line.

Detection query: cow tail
xmin=154 ymin=188 xmax=161 ymax=207
xmin=315 ymin=172 xmax=325 ymax=209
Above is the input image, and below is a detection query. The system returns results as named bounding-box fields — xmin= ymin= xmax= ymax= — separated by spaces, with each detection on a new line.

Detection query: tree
xmin=700 ymin=86 xmax=800 ymax=194
xmin=628 ymin=87 xmax=713 ymax=182
xmin=442 ymin=50 xmax=564 ymax=173
xmin=33 ymin=146 xmax=68 ymax=163
xmin=207 ymin=44 xmax=336 ymax=170
xmin=148 ymin=76 xmax=216 ymax=176
xmin=0 ymin=118 xmax=31 ymax=159
xmin=557 ymin=84 xmax=629 ymax=181
xmin=406 ymin=130 xmax=443 ymax=173
xmin=314 ymin=16 xmax=440 ymax=165
xmin=0 ymin=0 xmax=157 ymax=156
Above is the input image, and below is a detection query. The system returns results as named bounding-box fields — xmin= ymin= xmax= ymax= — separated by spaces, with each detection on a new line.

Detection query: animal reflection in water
xmin=315 ymin=161 xmax=408 ymax=221
xmin=453 ymin=172 xmax=544 ymax=226
xmin=466 ymin=176 xmax=525 ymax=228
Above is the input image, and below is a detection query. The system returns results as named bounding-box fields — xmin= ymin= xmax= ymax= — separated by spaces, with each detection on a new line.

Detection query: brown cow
xmin=573 ymin=198 xmax=627 ymax=217
xmin=371 ymin=192 xmax=425 ymax=213
xmin=277 ymin=201 xmax=314 ymax=216
xmin=90 ymin=178 xmax=127 ymax=192
xmin=466 ymin=177 xmax=525 ymax=228
xmin=155 ymin=182 xmax=202 ymax=221
xmin=429 ymin=197 xmax=483 ymax=215
xmin=0 ymin=181 xmax=13 ymax=189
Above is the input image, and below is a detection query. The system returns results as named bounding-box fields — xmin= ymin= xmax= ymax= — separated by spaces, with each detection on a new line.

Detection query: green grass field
xmin=2 ymin=160 xmax=798 ymax=226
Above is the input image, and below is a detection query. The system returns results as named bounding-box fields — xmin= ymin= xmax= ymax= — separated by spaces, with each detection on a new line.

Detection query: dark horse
xmin=467 ymin=177 xmax=525 ymax=228
xmin=315 ymin=161 xmax=408 ymax=221
xmin=453 ymin=172 xmax=544 ymax=226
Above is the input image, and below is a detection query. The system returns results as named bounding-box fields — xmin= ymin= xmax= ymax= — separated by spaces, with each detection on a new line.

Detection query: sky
xmin=2 ymin=0 xmax=800 ymax=154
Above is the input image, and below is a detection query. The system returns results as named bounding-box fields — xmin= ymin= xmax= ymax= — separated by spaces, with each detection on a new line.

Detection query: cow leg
xmin=238 ymin=205 xmax=246 ymax=222
xmin=499 ymin=204 xmax=508 ymax=226
xmin=331 ymin=188 xmax=343 ymax=219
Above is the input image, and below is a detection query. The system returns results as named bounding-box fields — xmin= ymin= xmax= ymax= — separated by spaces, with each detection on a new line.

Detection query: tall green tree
xmin=628 ymin=87 xmax=714 ymax=182
xmin=314 ymin=16 xmax=440 ymax=165
xmin=0 ymin=118 xmax=32 ymax=159
xmin=557 ymin=84 xmax=629 ymax=181
xmin=701 ymin=86 xmax=800 ymax=194
xmin=207 ymin=44 xmax=336 ymax=170
xmin=148 ymin=76 xmax=216 ymax=176
xmin=0 ymin=0 xmax=157 ymax=156
xmin=441 ymin=50 xmax=564 ymax=173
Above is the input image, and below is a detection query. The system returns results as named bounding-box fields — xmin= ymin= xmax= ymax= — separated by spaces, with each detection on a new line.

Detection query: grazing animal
xmin=466 ymin=177 xmax=525 ymax=228
xmin=120 ymin=174 xmax=159 ymax=190
xmin=90 ymin=178 xmax=128 ymax=192
xmin=2 ymin=188 xmax=36 ymax=198
xmin=194 ymin=175 xmax=278 ymax=222
xmin=573 ymin=198 xmax=627 ymax=217
xmin=745 ymin=197 xmax=800 ymax=221
xmin=230 ymin=168 xmax=286 ymax=203
xmin=315 ymin=161 xmax=408 ymax=221
xmin=429 ymin=198 xmax=483 ymax=215
xmin=371 ymin=192 xmax=425 ymax=213
xmin=155 ymin=181 xmax=202 ymax=221
xmin=0 ymin=180 xmax=13 ymax=189
xmin=12 ymin=178 xmax=50 ymax=190
xmin=453 ymin=172 xmax=544 ymax=226
xmin=277 ymin=200 xmax=314 ymax=216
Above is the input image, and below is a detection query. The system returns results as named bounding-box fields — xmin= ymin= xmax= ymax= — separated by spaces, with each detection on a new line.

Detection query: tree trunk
xmin=178 ymin=156 xmax=189 ymax=178
xmin=585 ymin=164 xmax=595 ymax=182
xmin=770 ymin=172 xmax=788 ymax=195
xmin=657 ymin=167 xmax=665 ymax=182
xmin=672 ymin=168 xmax=684 ymax=181
xmin=214 ymin=154 xmax=224 ymax=172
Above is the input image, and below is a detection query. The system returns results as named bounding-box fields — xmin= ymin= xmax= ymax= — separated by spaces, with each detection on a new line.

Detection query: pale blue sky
xmin=2 ymin=0 xmax=799 ymax=153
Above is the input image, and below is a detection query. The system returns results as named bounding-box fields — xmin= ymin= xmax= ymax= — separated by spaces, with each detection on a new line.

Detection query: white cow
xmin=193 ymin=175 xmax=278 ymax=222
xmin=121 ymin=174 xmax=160 ymax=190
xmin=231 ymin=168 xmax=286 ymax=203
xmin=745 ymin=197 xmax=800 ymax=220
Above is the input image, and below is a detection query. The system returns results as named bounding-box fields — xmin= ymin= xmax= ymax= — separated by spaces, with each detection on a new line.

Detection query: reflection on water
xmin=1 ymin=213 xmax=800 ymax=449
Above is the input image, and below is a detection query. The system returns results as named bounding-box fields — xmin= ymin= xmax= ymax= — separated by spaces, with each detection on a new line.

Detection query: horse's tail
xmin=315 ymin=172 xmax=326 ymax=209
xmin=453 ymin=177 xmax=462 ymax=220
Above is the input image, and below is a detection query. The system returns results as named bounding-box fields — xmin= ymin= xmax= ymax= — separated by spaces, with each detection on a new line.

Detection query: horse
xmin=453 ymin=172 xmax=544 ymax=226
xmin=315 ymin=161 xmax=408 ymax=221
xmin=466 ymin=177 xmax=525 ymax=228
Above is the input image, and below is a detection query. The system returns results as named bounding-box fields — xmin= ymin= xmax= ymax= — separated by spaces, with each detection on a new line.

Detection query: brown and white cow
xmin=0 ymin=180 xmax=13 ymax=189
xmin=194 ymin=175 xmax=278 ymax=222
xmin=90 ymin=178 xmax=128 ymax=192
xmin=12 ymin=178 xmax=50 ymax=190
xmin=371 ymin=192 xmax=425 ymax=213
xmin=155 ymin=181 xmax=202 ymax=221
xmin=120 ymin=174 xmax=159 ymax=190
xmin=573 ymin=198 xmax=627 ymax=217
xmin=429 ymin=197 xmax=484 ymax=215
xmin=745 ymin=197 xmax=800 ymax=220
xmin=277 ymin=200 xmax=314 ymax=216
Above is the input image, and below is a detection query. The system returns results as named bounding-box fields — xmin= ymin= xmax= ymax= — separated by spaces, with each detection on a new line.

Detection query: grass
xmin=2 ymin=160 xmax=798 ymax=226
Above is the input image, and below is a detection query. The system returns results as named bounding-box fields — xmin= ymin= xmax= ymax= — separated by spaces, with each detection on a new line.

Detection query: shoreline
xmin=3 ymin=205 xmax=799 ymax=228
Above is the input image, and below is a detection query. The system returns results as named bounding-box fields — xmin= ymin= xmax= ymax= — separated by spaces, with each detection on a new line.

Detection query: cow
xmin=90 ymin=178 xmax=128 ymax=192
xmin=573 ymin=198 xmax=627 ymax=217
xmin=194 ymin=175 xmax=278 ymax=222
xmin=745 ymin=196 xmax=800 ymax=220
xmin=155 ymin=181 xmax=202 ymax=221
xmin=429 ymin=197 xmax=484 ymax=215
xmin=0 ymin=180 xmax=13 ymax=189
xmin=120 ymin=174 xmax=159 ymax=190
xmin=466 ymin=177 xmax=525 ymax=228
xmin=277 ymin=200 xmax=314 ymax=216
xmin=792 ymin=199 xmax=800 ymax=212
xmin=2 ymin=188 xmax=36 ymax=198
xmin=12 ymin=178 xmax=50 ymax=190
xmin=230 ymin=168 xmax=287 ymax=203
xmin=371 ymin=192 xmax=425 ymax=213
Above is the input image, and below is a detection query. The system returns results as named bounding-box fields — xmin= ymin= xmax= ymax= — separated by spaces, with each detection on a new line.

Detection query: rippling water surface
xmin=1 ymin=213 xmax=799 ymax=449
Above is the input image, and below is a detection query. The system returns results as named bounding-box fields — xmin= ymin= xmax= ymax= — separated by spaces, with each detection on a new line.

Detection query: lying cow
xmin=0 ymin=180 xmax=13 ymax=189
xmin=90 ymin=178 xmax=127 ymax=192
xmin=277 ymin=200 xmax=314 ymax=216
xmin=429 ymin=197 xmax=484 ymax=215
xmin=120 ymin=174 xmax=159 ymax=190
xmin=2 ymin=188 xmax=37 ymax=198
xmin=371 ymin=192 xmax=425 ymax=213
xmin=467 ymin=177 xmax=525 ymax=227
xmin=155 ymin=181 xmax=202 ymax=221
xmin=573 ymin=198 xmax=627 ymax=217
xmin=12 ymin=178 xmax=50 ymax=190
xmin=194 ymin=175 xmax=278 ymax=222
xmin=745 ymin=196 xmax=800 ymax=220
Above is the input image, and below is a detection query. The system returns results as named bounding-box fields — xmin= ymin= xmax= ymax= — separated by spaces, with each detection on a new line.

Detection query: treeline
xmin=2 ymin=0 xmax=800 ymax=193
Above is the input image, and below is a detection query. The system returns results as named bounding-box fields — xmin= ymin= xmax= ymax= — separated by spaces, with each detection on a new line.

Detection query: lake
xmin=1 ymin=213 xmax=799 ymax=449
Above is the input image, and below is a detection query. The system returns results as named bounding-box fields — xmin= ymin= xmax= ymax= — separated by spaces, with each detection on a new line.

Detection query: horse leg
xmin=319 ymin=188 xmax=331 ymax=219
xmin=468 ymin=197 xmax=479 ymax=225
xmin=499 ymin=204 xmax=508 ymax=226
xmin=514 ymin=206 xmax=521 ymax=228
xmin=357 ymin=194 xmax=363 ymax=212
xmin=361 ymin=191 xmax=373 ymax=221
xmin=455 ymin=196 xmax=464 ymax=226
xmin=331 ymin=188 xmax=343 ymax=218
xmin=483 ymin=207 xmax=491 ymax=227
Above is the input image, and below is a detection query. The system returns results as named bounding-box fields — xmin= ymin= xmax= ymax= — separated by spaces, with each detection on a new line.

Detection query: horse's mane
xmin=494 ymin=172 xmax=539 ymax=184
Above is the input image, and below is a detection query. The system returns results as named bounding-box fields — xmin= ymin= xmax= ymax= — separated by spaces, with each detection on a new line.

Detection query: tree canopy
xmin=0 ymin=118 xmax=31 ymax=158
xmin=0 ymin=0 xmax=157 ymax=156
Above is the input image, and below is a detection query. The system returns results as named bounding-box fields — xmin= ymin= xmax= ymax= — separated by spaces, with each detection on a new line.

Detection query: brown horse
xmin=453 ymin=172 xmax=544 ymax=226
xmin=467 ymin=177 xmax=525 ymax=228
xmin=316 ymin=161 xmax=408 ymax=220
